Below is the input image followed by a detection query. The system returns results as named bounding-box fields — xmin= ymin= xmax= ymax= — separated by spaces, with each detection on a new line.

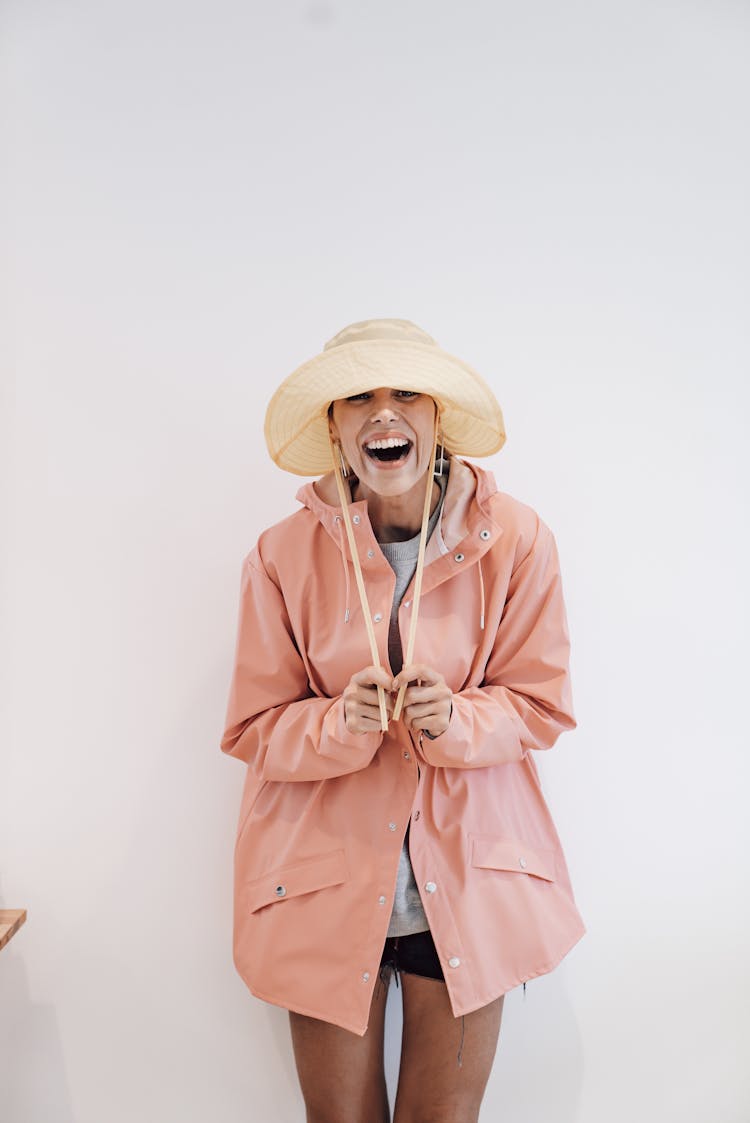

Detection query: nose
xmin=368 ymin=391 xmax=400 ymax=425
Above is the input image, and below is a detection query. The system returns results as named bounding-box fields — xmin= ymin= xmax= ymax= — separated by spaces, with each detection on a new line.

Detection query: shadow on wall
xmin=0 ymin=942 xmax=75 ymax=1123
xmin=492 ymin=967 xmax=584 ymax=1121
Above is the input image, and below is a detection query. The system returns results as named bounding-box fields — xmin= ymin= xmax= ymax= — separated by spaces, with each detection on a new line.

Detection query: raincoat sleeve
xmin=417 ymin=517 xmax=576 ymax=769
xmin=220 ymin=549 xmax=384 ymax=781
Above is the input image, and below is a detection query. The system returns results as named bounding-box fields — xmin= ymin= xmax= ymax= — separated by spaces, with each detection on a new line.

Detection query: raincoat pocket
xmin=470 ymin=836 xmax=557 ymax=882
xmin=244 ymin=848 xmax=349 ymax=913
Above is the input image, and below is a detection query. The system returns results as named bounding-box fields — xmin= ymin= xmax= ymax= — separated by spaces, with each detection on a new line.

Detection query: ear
xmin=326 ymin=402 xmax=339 ymax=442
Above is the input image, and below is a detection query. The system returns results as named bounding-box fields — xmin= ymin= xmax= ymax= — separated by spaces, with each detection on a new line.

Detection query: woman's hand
xmin=342 ymin=666 xmax=395 ymax=734
xmin=393 ymin=664 xmax=453 ymax=738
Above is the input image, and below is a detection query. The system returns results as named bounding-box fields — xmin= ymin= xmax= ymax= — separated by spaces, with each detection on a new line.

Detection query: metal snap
xmin=378 ymin=895 xmax=386 ymax=905
xmin=275 ymin=885 xmax=286 ymax=897
xmin=373 ymin=612 xmax=383 ymax=623
xmin=454 ymin=553 xmax=465 ymax=562
xmin=479 ymin=529 xmax=491 ymax=540
xmin=448 ymin=956 xmax=461 ymax=968
xmin=519 ymin=857 xmax=527 ymax=869
xmin=367 ymin=549 xmax=375 ymax=558
xmin=353 ymin=515 xmax=361 ymax=525
xmin=388 ymin=822 xmax=397 ymax=831
xmin=362 ymin=971 xmax=370 ymax=982
xmin=425 ymin=881 xmax=437 ymax=893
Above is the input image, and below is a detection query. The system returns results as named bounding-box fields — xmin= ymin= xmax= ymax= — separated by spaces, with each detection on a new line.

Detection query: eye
xmin=394 ymin=390 xmax=419 ymax=400
xmin=345 ymin=392 xmax=372 ymax=402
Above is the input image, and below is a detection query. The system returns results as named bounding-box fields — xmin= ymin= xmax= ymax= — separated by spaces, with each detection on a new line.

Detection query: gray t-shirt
xmin=378 ymin=472 xmax=447 ymax=938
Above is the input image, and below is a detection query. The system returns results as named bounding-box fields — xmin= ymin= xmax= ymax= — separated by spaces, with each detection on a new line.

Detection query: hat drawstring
xmin=333 ymin=516 xmax=352 ymax=623
xmin=392 ymin=407 xmax=440 ymax=723
xmin=329 ymin=433 xmax=389 ymax=732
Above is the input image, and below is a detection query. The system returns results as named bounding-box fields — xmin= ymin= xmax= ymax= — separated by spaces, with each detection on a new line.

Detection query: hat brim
xmin=264 ymin=339 xmax=506 ymax=476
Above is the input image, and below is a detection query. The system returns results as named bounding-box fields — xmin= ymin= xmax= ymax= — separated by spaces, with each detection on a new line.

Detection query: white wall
xmin=2 ymin=1 xmax=748 ymax=1120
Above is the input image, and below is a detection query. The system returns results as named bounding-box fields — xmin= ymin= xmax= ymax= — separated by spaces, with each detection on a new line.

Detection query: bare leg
xmin=288 ymin=969 xmax=392 ymax=1123
xmin=393 ymin=972 xmax=504 ymax=1123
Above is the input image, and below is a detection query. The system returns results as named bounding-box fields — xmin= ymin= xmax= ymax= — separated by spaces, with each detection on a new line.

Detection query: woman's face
xmin=329 ymin=387 xmax=438 ymax=498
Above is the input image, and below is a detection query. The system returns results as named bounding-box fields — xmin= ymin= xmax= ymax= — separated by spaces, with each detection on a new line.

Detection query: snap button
xmin=425 ymin=881 xmax=437 ymax=893
xmin=374 ymin=612 xmax=383 ymax=623
xmin=275 ymin=885 xmax=286 ymax=897
xmin=404 ymin=600 xmax=411 ymax=607
xmin=388 ymin=822 xmax=397 ymax=831
xmin=454 ymin=553 xmax=465 ymax=562
xmin=362 ymin=971 xmax=370 ymax=982
xmin=413 ymin=810 xmax=421 ymax=821
xmin=367 ymin=549 xmax=375 ymax=558
xmin=519 ymin=857 xmax=527 ymax=869
xmin=353 ymin=515 xmax=361 ymax=525
xmin=378 ymin=895 xmax=387 ymax=905
xmin=403 ymin=751 xmax=410 ymax=760
xmin=479 ymin=529 xmax=491 ymax=540
xmin=448 ymin=956 xmax=461 ymax=969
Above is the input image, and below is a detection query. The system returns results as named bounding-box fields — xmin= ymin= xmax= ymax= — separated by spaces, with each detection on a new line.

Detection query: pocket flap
xmin=471 ymin=836 xmax=556 ymax=882
xmin=245 ymin=848 xmax=349 ymax=913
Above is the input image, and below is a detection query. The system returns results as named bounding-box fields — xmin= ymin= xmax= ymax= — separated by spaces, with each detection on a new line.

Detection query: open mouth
xmin=363 ymin=437 xmax=412 ymax=464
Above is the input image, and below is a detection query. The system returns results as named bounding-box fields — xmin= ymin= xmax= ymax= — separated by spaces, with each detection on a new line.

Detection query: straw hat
xmin=264 ymin=318 xmax=506 ymax=475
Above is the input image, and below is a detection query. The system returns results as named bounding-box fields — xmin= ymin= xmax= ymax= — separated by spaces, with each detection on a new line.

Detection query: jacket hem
xmin=448 ymin=919 xmax=587 ymax=1019
xmin=241 ymin=977 xmax=369 ymax=1036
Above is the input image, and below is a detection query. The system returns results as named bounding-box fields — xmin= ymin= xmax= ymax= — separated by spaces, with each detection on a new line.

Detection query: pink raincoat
xmin=220 ymin=457 xmax=585 ymax=1035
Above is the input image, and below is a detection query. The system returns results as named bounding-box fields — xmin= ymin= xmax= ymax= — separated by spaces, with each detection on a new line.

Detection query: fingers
xmin=343 ymin=666 xmax=395 ymax=734
xmin=344 ymin=664 xmax=452 ymax=736
xmin=392 ymin=663 xmax=444 ymax=690
xmin=393 ymin=664 xmax=452 ymax=736
xmin=351 ymin=666 xmax=397 ymax=692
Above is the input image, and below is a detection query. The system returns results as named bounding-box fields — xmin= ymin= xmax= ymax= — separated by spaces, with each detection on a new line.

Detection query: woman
xmin=220 ymin=318 xmax=585 ymax=1123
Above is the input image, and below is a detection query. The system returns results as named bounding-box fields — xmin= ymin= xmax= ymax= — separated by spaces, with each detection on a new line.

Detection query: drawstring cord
xmin=392 ymin=407 xmax=440 ymax=721
xmin=329 ymin=431 xmax=389 ymax=730
xmin=333 ymin=516 xmax=352 ymax=623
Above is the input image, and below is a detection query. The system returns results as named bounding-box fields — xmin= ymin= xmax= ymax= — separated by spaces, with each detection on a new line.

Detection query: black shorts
xmin=379 ymin=929 xmax=445 ymax=983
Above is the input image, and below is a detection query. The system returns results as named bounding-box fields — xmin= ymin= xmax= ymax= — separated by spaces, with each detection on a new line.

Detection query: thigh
xmin=394 ymin=972 xmax=504 ymax=1123
xmin=289 ymin=971 xmax=391 ymax=1123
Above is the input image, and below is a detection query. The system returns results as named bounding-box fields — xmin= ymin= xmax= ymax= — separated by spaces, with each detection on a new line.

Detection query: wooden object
xmin=0 ymin=909 xmax=27 ymax=951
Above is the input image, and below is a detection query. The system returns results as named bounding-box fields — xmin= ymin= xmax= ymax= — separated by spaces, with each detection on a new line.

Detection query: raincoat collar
xmin=295 ymin=456 xmax=503 ymax=566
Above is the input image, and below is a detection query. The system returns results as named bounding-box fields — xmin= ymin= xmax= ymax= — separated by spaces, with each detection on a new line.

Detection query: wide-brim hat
xmin=264 ymin=318 xmax=506 ymax=475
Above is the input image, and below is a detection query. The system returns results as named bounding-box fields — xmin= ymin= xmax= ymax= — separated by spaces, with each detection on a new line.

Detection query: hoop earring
xmin=336 ymin=442 xmax=350 ymax=478
xmin=436 ymin=434 xmax=445 ymax=477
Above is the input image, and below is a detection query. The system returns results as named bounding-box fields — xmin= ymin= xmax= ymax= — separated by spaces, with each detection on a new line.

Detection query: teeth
xmin=365 ymin=438 xmax=410 ymax=450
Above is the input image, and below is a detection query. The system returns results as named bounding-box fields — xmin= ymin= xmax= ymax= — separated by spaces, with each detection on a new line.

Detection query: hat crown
xmin=323 ymin=318 xmax=437 ymax=351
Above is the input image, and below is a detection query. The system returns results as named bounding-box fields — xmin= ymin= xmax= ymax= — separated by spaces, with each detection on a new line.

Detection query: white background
xmin=2 ymin=1 xmax=749 ymax=1120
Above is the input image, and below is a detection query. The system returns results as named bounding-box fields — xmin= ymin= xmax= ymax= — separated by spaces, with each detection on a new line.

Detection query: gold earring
xmin=437 ymin=432 xmax=445 ymax=476
xmin=336 ymin=443 xmax=350 ymax=478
